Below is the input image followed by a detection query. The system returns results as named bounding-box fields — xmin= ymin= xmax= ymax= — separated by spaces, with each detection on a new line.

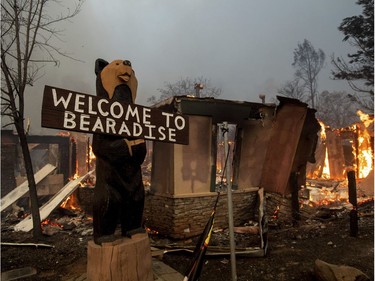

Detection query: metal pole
xmin=223 ymin=122 xmax=237 ymax=281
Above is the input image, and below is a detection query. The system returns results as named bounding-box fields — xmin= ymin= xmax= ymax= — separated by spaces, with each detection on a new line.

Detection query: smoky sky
xmin=20 ymin=0 xmax=361 ymax=134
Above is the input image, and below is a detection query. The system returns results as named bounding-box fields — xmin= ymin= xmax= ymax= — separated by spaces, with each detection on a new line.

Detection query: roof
xmin=152 ymin=95 xmax=277 ymax=123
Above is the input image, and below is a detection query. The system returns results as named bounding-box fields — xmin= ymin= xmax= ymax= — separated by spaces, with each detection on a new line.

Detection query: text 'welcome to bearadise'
xmin=41 ymin=86 xmax=189 ymax=144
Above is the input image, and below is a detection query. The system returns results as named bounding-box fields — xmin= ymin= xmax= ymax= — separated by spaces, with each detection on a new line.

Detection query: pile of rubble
xmin=1 ymin=206 xmax=93 ymax=238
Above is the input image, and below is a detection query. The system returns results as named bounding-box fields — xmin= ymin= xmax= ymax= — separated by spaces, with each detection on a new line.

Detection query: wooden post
xmin=87 ymin=233 xmax=153 ymax=281
xmin=290 ymin=172 xmax=300 ymax=223
xmin=347 ymin=170 xmax=358 ymax=237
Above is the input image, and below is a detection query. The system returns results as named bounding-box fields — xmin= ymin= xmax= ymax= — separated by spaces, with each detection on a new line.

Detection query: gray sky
xmin=24 ymin=0 xmax=361 ymax=134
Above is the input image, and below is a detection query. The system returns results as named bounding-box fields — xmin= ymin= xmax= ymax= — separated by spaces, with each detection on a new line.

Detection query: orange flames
xmin=41 ymin=218 xmax=63 ymax=229
xmin=319 ymin=121 xmax=327 ymax=141
xmin=304 ymin=111 xmax=374 ymax=207
xmin=318 ymin=121 xmax=331 ymax=178
xmin=87 ymin=144 xmax=96 ymax=164
xmin=312 ymin=113 xmax=373 ymax=180
xmin=60 ymin=193 xmax=81 ymax=211
xmin=307 ymin=185 xmax=348 ymax=206
xmin=353 ymin=110 xmax=374 ymax=179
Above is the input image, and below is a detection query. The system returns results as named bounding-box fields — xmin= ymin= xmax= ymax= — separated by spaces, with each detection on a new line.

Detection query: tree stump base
xmin=87 ymin=233 xmax=153 ymax=281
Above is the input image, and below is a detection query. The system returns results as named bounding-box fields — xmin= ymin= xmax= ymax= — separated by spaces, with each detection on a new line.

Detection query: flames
xmin=87 ymin=144 xmax=96 ymax=169
xmin=60 ymin=193 xmax=81 ymax=211
xmin=58 ymin=135 xmax=96 ymax=212
xmin=319 ymin=121 xmax=327 ymax=141
xmin=312 ymin=112 xmax=373 ymax=181
xmin=321 ymin=145 xmax=331 ymax=179
xmin=319 ymin=121 xmax=331 ymax=180
xmin=41 ymin=218 xmax=63 ymax=230
xmin=306 ymin=185 xmax=348 ymax=206
xmin=304 ymin=111 xmax=373 ymax=207
xmin=353 ymin=110 xmax=373 ymax=179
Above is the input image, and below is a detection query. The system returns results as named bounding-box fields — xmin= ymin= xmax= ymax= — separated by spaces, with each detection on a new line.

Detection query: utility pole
xmin=222 ymin=122 xmax=237 ymax=281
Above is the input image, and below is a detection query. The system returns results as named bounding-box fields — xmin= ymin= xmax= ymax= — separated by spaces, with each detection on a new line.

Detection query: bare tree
xmin=292 ymin=39 xmax=326 ymax=108
xmin=147 ymin=76 xmax=222 ymax=105
xmin=277 ymin=78 xmax=306 ymax=102
xmin=331 ymin=0 xmax=374 ymax=110
xmin=316 ymin=90 xmax=359 ymax=129
xmin=1 ymin=0 xmax=84 ymax=240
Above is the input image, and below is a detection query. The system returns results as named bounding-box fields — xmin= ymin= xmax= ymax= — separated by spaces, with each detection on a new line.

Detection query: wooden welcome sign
xmin=41 ymin=85 xmax=189 ymax=144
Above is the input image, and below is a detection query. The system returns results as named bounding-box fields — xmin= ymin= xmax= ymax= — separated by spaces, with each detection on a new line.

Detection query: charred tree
xmin=1 ymin=0 xmax=84 ymax=239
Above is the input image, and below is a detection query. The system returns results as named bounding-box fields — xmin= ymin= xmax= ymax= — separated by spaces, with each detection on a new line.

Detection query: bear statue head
xmin=95 ymin=58 xmax=138 ymax=102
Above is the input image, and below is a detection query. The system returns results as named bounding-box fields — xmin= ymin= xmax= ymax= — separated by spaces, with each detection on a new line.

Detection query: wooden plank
xmin=260 ymin=99 xmax=307 ymax=194
xmin=326 ymin=129 xmax=346 ymax=180
xmin=237 ymin=108 xmax=274 ymax=188
xmin=0 ymin=164 xmax=56 ymax=212
xmin=291 ymin=108 xmax=320 ymax=187
xmin=14 ymin=171 xmax=94 ymax=232
xmin=1 ymin=242 xmax=54 ymax=248
xmin=42 ymin=85 xmax=189 ymax=144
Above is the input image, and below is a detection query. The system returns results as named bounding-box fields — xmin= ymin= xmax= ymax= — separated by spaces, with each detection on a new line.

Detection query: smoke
xmin=18 ymin=0 xmax=359 ymax=134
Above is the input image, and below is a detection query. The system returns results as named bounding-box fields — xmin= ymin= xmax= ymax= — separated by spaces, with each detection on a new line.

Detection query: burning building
xmin=2 ymin=95 xmax=372 ymax=249
xmin=0 ymin=131 xmax=95 ymax=217
xmin=307 ymin=111 xmax=374 ymax=182
xmin=304 ymin=110 xmax=374 ymax=206
xmin=1 ymin=131 xmax=74 ymax=198
xmin=144 ymin=95 xmax=320 ymax=244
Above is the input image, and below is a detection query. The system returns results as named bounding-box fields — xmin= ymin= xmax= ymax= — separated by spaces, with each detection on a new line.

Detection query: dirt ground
xmin=1 ymin=202 xmax=374 ymax=281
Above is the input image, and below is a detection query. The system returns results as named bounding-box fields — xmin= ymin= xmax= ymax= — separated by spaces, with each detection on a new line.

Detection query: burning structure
xmin=303 ymin=110 xmax=374 ymax=206
xmin=307 ymin=110 xmax=374 ymax=182
xmin=144 ymin=95 xmax=320 ymax=245
xmin=1 ymin=96 xmax=373 ymax=250
xmin=0 ymin=131 xmax=95 ymax=219
xmin=1 ymin=130 xmax=74 ymax=196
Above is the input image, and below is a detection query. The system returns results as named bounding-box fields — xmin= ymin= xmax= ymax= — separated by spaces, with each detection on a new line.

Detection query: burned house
xmin=2 ymin=93 xmax=372 ymax=253
xmin=1 ymin=131 xmax=72 ymax=196
xmin=144 ymin=95 xmax=320 ymax=241
xmin=306 ymin=110 xmax=374 ymax=198
xmin=0 ymin=131 xmax=93 ymax=213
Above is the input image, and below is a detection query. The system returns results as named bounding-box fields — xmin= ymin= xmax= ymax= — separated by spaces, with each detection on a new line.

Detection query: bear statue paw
xmin=124 ymin=227 xmax=146 ymax=238
xmin=94 ymin=234 xmax=117 ymax=245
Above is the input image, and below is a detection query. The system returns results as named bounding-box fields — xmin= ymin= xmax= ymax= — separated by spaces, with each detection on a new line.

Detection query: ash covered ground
xmin=1 ymin=200 xmax=373 ymax=281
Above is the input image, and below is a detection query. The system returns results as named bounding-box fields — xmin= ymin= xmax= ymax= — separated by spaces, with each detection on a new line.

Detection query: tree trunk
xmin=309 ymin=82 xmax=315 ymax=109
xmin=17 ymin=127 xmax=42 ymax=240
xmin=87 ymin=233 xmax=154 ymax=281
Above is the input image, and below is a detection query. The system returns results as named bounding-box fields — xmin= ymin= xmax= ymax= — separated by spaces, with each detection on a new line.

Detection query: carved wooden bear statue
xmin=92 ymin=58 xmax=147 ymax=245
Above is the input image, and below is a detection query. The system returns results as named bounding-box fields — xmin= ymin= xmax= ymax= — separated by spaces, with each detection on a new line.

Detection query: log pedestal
xmin=87 ymin=233 xmax=153 ymax=281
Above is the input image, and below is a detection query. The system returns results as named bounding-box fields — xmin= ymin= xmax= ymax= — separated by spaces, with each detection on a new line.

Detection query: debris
xmin=1 ymin=267 xmax=37 ymax=281
xmin=0 ymin=164 xmax=56 ymax=212
xmin=314 ymin=207 xmax=346 ymax=221
xmin=220 ymin=258 xmax=229 ymax=264
xmin=233 ymin=226 xmax=259 ymax=234
xmin=80 ymin=229 xmax=93 ymax=236
xmin=1 ymin=242 xmax=54 ymax=248
xmin=314 ymin=259 xmax=370 ymax=281
xmin=42 ymin=225 xmax=61 ymax=236
xmin=14 ymin=170 xmax=94 ymax=232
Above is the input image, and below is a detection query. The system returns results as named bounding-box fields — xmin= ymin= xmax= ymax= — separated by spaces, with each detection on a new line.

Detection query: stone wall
xmin=144 ymin=188 xmax=259 ymax=239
